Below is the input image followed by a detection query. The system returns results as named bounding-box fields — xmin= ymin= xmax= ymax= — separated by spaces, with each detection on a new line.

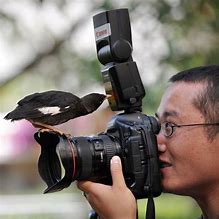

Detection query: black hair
xmin=169 ymin=65 xmax=219 ymax=140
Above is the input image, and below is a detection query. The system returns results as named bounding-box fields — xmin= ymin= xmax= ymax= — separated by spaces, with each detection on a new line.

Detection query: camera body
xmin=103 ymin=112 xmax=161 ymax=198
xmin=35 ymin=112 xmax=161 ymax=199
xmin=34 ymin=8 xmax=162 ymax=200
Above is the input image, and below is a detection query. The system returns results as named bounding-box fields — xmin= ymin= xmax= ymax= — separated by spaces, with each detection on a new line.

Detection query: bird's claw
xmin=38 ymin=128 xmax=72 ymax=139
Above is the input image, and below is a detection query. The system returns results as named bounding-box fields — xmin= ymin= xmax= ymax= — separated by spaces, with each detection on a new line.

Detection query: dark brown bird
xmin=4 ymin=90 xmax=107 ymax=131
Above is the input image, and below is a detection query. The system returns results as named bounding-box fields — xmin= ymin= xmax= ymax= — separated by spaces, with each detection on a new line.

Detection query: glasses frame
xmin=161 ymin=122 xmax=219 ymax=137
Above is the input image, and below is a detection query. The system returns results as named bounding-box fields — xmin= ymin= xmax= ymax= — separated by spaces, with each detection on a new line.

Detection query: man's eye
xmin=164 ymin=122 xmax=172 ymax=128
xmin=165 ymin=122 xmax=175 ymax=127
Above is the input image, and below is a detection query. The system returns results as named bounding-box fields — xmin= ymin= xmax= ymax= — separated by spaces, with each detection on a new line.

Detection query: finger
xmin=110 ymin=156 xmax=126 ymax=188
xmin=77 ymin=180 xmax=94 ymax=193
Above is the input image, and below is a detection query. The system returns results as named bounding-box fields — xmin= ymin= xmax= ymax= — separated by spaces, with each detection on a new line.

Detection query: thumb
xmin=110 ymin=156 xmax=126 ymax=188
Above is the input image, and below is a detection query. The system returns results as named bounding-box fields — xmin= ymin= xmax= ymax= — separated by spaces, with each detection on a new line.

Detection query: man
xmin=77 ymin=65 xmax=219 ymax=219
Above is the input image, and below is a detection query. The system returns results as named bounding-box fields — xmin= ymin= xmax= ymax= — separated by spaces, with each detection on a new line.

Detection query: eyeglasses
xmin=160 ymin=122 xmax=219 ymax=137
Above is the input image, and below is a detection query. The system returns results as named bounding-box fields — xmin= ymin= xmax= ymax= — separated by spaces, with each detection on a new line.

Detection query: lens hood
xmin=34 ymin=131 xmax=74 ymax=193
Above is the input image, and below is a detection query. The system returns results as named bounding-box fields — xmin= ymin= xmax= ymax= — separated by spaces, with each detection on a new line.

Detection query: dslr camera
xmin=34 ymin=8 xmax=162 ymax=200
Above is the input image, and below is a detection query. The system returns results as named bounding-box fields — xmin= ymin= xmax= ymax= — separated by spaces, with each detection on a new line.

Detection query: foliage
xmin=159 ymin=0 xmax=219 ymax=70
xmin=1 ymin=0 xmax=218 ymax=112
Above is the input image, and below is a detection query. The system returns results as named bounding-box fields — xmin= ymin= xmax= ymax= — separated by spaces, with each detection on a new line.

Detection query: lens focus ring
xmin=99 ymin=135 xmax=119 ymax=168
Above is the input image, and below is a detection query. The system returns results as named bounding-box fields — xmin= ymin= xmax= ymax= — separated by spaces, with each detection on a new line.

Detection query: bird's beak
xmin=106 ymin=94 xmax=112 ymax=99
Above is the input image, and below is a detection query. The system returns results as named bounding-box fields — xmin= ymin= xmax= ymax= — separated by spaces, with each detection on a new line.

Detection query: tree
xmin=0 ymin=0 xmax=218 ymax=113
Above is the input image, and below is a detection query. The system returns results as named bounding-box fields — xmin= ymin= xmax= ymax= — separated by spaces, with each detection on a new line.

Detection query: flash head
xmin=93 ymin=9 xmax=145 ymax=112
xmin=93 ymin=8 xmax=132 ymax=65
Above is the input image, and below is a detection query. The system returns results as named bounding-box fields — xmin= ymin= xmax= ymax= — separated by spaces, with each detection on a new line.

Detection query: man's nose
xmin=156 ymin=133 xmax=167 ymax=153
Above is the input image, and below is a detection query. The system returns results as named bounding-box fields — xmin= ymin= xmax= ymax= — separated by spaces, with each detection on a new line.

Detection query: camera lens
xmin=35 ymin=131 xmax=121 ymax=193
xmin=71 ymin=135 xmax=120 ymax=182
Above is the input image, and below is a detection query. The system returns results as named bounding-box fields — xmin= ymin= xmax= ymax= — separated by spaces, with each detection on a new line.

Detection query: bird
xmin=4 ymin=90 xmax=107 ymax=133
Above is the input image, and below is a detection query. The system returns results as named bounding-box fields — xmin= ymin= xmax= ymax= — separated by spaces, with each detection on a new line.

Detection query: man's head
xmin=169 ymin=65 xmax=219 ymax=140
xmin=156 ymin=65 xmax=219 ymax=199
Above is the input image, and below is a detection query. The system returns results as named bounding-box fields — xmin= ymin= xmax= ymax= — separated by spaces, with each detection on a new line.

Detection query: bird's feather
xmin=5 ymin=91 xmax=106 ymax=127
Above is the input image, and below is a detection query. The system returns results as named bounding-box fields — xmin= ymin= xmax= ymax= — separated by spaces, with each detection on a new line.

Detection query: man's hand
xmin=77 ymin=156 xmax=136 ymax=219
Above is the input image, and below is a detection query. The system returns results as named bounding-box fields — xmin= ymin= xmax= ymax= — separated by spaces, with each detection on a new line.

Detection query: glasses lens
xmin=161 ymin=123 xmax=173 ymax=137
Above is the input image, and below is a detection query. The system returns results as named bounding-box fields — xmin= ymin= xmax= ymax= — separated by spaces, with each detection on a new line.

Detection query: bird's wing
xmin=18 ymin=90 xmax=80 ymax=108
xmin=17 ymin=92 xmax=40 ymax=105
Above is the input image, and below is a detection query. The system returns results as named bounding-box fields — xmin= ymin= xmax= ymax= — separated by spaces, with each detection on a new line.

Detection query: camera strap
xmin=146 ymin=196 xmax=155 ymax=219
xmin=88 ymin=210 xmax=100 ymax=219
xmin=139 ymin=125 xmax=156 ymax=219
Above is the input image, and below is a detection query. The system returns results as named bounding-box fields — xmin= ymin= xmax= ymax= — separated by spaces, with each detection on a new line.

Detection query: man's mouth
xmin=159 ymin=160 xmax=172 ymax=169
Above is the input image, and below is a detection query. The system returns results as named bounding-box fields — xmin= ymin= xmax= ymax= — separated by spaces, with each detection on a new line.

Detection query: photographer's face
xmin=156 ymin=82 xmax=219 ymax=198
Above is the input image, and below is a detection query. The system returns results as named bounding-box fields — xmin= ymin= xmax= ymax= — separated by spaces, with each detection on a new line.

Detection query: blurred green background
xmin=0 ymin=0 xmax=218 ymax=218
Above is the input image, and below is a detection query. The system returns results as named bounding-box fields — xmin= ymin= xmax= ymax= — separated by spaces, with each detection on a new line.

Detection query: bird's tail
xmin=4 ymin=109 xmax=24 ymax=121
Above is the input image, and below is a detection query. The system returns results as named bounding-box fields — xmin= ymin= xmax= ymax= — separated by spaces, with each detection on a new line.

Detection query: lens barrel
xmin=73 ymin=135 xmax=120 ymax=182
xmin=35 ymin=131 xmax=120 ymax=193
